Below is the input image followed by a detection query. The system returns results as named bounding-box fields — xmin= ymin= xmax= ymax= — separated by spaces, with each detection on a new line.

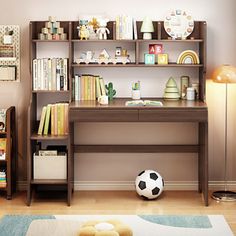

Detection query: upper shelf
xmin=30 ymin=20 xmax=206 ymax=41
xmin=72 ymin=63 xmax=203 ymax=68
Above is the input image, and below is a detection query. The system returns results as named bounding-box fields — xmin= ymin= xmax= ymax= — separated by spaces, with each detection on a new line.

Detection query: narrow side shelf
xmin=0 ymin=106 xmax=17 ymax=200
xmin=31 ymin=179 xmax=68 ymax=185
xmin=30 ymin=134 xmax=69 ymax=140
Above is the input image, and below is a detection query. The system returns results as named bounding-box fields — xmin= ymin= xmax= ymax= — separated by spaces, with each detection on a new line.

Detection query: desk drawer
xmin=139 ymin=109 xmax=208 ymax=122
xmin=70 ymin=109 xmax=138 ymax=122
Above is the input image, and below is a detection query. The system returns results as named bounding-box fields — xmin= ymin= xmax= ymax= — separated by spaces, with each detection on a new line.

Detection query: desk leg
xmin=67 ymin=122 xmax=74 ymax=206
xmin=199 ymin=122 xmax=208 ymax=206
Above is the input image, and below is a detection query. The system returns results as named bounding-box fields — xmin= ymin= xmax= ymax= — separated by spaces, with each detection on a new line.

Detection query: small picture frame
xmin=180 ymin=75 xmax=189 ymax=99
xmin=115 ymin=47 xmax=122 ymax=57
xmin=157 ymin=54 xmax=168 ymax=64
xmin=144 ymin=53 xmax=155 ymax=64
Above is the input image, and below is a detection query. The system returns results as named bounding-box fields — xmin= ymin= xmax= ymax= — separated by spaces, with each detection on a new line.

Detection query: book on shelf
xmin=0 ymin=138 xmax=6 ymax=160
xmin=73 ymin=74 xmax=99 ymax=101
xmin=37 ymin=106 xmax=47 ymax=135
xmin=133 ymin=19 xmax=137 ymax=40
xmin=32 ymin=58 xmax=68 ymax=91
xmin=43 ymin=104 xmax=51 ymax=135
xmin=99 ymin=77 xmax=106 ymax=96
xmin=116 ymin=15 xmax=133 ymax=40
xmin=0 ymin=169 xmax=6 ymax=188
xmin=0 ymin=109 xmax=6 ymax=132
xmin=125 ymin=100 xmax=163 ymax=107
xmin=37 ymin=102 xmax=68 ymax=136
xmin=38 ymin=150 xmax=58 ymax=156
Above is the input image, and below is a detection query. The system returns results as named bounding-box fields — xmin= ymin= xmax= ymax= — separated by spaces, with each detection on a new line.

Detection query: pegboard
xmin=0 ymin=25 xmax=20 ymax=82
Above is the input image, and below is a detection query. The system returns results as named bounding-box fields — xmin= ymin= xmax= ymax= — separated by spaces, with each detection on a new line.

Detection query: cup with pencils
xmin=132 ymin=81 xmax=141 ymax=100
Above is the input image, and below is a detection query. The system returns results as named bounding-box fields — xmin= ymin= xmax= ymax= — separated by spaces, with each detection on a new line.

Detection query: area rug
xmin=0 ymin=214 xmax=233 ymax=236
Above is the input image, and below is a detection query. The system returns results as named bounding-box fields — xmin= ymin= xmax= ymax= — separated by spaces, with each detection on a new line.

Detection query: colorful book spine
xmin=37 ymin=106 xmax=47 ymax=135
xmin=43 ymin=104 xmax=51 ymax=135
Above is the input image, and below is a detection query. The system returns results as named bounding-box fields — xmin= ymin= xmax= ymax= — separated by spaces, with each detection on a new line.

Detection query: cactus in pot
xmin=105 ymin=82 xmax=116 ymax=100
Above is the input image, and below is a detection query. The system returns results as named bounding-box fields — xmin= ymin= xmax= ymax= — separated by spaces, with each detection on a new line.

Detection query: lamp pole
xmin=212 ymin=82 xmax=236 ymax=201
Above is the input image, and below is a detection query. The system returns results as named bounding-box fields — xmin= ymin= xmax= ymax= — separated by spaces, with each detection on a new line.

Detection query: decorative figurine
xmin=105 ymin=82 xmax=116 ymax=100
xmin=77 ymin=20 xmax=90 ymax=40
xmin=98 ymin=49 xmax=110 ymax=64
xmin=97 ymin=19 xmax=110 ymax=40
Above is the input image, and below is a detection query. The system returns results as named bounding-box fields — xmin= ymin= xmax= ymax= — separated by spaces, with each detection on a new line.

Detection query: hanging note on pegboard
xmin=0 ymin=25 xmax=20 ymax=81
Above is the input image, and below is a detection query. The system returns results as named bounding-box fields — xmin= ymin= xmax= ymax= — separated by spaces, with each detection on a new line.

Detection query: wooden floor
xmin=0 ymin=190 xmax=235 ymax=234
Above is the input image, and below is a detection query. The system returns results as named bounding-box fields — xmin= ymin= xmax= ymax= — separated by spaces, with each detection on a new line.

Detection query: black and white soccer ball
xmin=135 ymin=170 xmax=164 ymax=200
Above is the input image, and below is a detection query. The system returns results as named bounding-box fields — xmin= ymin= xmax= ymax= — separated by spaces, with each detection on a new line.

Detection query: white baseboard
xmin=17 ymin=180 xmax=236 ymax=191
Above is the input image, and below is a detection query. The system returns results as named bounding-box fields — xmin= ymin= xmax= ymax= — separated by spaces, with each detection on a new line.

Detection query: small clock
xmin=164 ymin=10 xmax=194 ymax=40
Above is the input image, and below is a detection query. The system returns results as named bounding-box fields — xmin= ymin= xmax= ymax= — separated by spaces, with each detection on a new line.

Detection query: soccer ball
xmin=135 ymin=170 xmax=164 ymax=200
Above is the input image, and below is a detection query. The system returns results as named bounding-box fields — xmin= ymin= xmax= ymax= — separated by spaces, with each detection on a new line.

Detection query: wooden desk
xmin=69 ymin=98 xmax=208 ymax=206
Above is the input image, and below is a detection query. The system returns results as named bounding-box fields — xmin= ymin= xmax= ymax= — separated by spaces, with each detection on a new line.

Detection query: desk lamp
xmin=141 ymin=17 xmax=154 ymax=40
xmin=211 ymin=65 xmax=236 ymax=201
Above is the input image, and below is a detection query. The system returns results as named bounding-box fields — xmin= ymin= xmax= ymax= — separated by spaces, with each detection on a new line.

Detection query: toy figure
xmin=97 ymin=19 xmax=110 ymax=40
xmin=77 ymin=20 xmax=90 ymax=40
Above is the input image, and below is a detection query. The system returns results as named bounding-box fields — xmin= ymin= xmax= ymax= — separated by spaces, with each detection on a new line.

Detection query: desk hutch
xmin=27 ymin=20 xmax=208 ymax=206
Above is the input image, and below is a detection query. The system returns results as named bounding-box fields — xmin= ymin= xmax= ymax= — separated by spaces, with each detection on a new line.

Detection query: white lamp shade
xmin=141 ymin=17 xmax=154 ymax=33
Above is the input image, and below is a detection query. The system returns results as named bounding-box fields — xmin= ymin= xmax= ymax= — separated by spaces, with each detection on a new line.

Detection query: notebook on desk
xmin=125 ymin=100 xmax=163 ymax=107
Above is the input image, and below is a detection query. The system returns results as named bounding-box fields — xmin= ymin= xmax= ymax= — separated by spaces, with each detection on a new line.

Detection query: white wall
xmin=0 ymin=0 xmax=236 ymax=190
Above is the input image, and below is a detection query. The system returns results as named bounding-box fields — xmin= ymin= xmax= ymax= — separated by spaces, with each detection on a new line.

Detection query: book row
xmin=72 ymin=74 xmax=106 ymax=101
xmin=0 ymin=138 xmax=6 ymax=160
xmin=0 ymin=170 xmax=6 ymax=188
xmin=32 ymin=58 xmax=68 ymax=91
xmin=115 ymin=15 xmax=134 ymax=40
xmin=38 ymin=103 xmax=69 ymax=136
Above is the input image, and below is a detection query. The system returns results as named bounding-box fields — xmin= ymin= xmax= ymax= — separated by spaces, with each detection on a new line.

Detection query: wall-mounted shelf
xmin=0 ymin=25 xmax=20 ymax=82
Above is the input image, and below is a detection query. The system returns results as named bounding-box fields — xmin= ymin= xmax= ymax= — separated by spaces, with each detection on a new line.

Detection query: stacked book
xmin=32 ymin=58 xmax=68 ymax=91
xmin=0 ymin=169 xmax=6 ymax=188
xmin=73 ymin=74 xmax=106 ymax=101
xmin=37 ymin=103 xmax=69 ymax=136
xmin=115 ymin=15 xmax=133 ymax=40
xmin=0 ymin=138 xmax=6 ymax=160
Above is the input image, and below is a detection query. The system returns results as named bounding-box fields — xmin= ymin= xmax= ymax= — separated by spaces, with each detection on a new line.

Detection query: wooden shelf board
xmin=72 ymin=63 xmax=137 ymax=67
xmin=137 ymin=39 xmax=204 ymax=43
xmin=31 ymin=179 xmax=67 ymax=185
xmin=71 ymin=39 xmax=135 ymax=43
xmin=32 ymin=90 xmax=70 ymax=93
xmin=71 ymin=39 xmax=203 ymax=43
xmin=30 ymin=134 xmax=68 ymax=140
xmin=0 ymin=132 xmax=6 ymax=135
xmin=0 ymin=187 xmax=7 ymax=190
xmin=32 ymin=40 xmax=69 ymax=43
xmin=72 ymin=63 xmax=203 ymax=68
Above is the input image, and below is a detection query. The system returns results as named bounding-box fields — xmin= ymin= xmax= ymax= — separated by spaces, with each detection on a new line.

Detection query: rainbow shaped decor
xmin=177 ymin=50 xmax=200 ymax=64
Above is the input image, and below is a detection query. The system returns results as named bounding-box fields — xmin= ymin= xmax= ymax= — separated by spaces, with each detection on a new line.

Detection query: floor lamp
xmin=211 ymin=65 xmax=236 ymax=201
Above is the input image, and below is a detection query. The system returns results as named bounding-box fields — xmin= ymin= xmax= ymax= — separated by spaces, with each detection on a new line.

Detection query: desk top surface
xmin=70 ymin=98 xmax=207 ymax=110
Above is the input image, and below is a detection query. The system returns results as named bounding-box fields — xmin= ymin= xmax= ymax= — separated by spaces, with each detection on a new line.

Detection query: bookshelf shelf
xmin=28 ymin=21 xmax=71 ymax=206
xmin=32 ymin=40 xmax=69 ymax=43
xmin=0 ymin=106 xmax=16 ymax=200
xmin=72 ymin=63 xmax=203 ymax=68
xmin=31 ymin=179 xmax=67 ymax=185
xmin=30 ymin=134 xmax=68 ymax=140
xmin=32 ymin=90 xmax=70 ymax=94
